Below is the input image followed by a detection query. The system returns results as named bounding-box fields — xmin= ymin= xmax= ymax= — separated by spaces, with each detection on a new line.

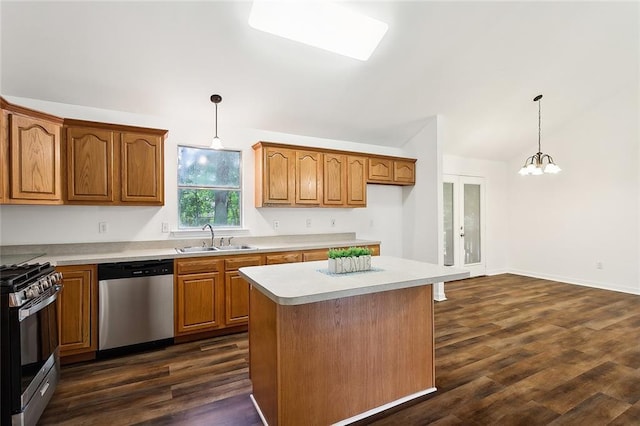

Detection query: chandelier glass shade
xmin=518 ymin=94 xmax=561 ymax=176
xmin=210 ymin=94 xmax=223 ymax=150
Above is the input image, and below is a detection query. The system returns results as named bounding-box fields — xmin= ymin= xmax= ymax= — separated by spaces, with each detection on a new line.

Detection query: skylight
xmin=248 ymin=1 xmax=388 ymax=61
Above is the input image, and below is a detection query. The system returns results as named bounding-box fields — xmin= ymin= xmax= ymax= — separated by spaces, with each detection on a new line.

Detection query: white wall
xmin=443 ymin=155 xmax=509 ymax=275
xmin=402 ymin=116 xmax=440 ymax=264
xmin=0 ymin=96 xmax=418 ymax=257
xmin=507 ymin=87 xmax=639 ymax=295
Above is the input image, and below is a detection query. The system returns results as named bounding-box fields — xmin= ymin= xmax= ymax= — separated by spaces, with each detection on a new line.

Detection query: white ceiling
xmin=1 ymin=1 xmax=637 ymax=161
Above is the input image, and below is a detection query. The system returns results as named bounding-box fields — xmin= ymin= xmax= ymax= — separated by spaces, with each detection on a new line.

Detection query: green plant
xmin=327 ymin=247 xmax=372 ymax=259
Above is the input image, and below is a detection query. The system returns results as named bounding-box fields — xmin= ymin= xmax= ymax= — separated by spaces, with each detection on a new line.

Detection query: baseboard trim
xmin=507 ymin=269 xmax=640 ymax=296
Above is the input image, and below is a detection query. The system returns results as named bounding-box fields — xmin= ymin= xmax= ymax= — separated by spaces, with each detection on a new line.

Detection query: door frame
xmin=443 ymin=174 xmax=486 ymax=278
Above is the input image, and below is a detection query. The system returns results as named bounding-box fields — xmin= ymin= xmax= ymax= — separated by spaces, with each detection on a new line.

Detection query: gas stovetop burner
xmin=0 ymin=263 xmax=56 ymax=293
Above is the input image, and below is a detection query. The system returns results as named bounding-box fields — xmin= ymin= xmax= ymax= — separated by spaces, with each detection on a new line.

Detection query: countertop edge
xmin=241 ymin=271 xmax=469 ymax=306
xmin=239 ymin=257 xmax=470 ymax=305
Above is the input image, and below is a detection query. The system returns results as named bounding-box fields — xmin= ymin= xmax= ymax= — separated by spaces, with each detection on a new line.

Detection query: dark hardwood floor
xmin=39 ymin=274 xmax=640 ymax=425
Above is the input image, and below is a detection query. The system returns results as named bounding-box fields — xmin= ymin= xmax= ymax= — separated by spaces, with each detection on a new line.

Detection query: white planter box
xmin=328 ymin=255 xmax=372 ymax=274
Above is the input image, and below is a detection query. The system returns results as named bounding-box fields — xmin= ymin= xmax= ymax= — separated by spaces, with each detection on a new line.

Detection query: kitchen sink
xmin=175 ymin=246 xmax=219 ymax=253
xmin=175 ymin=245 xmax=256 ymax=254
xmin=214 ymin=245 xmax=256 ymax=251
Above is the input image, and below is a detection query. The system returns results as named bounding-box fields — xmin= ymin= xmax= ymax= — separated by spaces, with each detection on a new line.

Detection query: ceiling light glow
xmin=248 ymin=1 xmax=388 ymax=61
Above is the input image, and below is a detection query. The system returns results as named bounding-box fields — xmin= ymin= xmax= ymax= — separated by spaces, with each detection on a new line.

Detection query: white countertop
xmin=239 ymin=255 xmax=470 ymax=305
xmin=28 ymin=238 xmax=380 ymax=266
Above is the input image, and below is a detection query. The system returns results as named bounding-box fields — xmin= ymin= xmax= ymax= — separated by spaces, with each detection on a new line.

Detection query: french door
xmin=443 ymin=175 xmax=485 ymax=277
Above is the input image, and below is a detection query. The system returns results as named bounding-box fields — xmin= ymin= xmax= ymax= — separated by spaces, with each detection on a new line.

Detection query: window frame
xmin=177 ymin=144 xmax=243 ymax=230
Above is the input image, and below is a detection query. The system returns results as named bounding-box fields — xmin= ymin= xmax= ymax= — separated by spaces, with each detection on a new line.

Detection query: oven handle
xmin=18 ymin=284 xmax=63 ymax=322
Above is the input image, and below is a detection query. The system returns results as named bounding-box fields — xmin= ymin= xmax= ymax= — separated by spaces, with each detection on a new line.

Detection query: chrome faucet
xmin=202 ymin=223 xmax=214 ymax=248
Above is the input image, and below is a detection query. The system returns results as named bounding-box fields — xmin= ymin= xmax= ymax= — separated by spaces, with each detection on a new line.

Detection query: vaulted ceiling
xmin=1 ymin=1 xmax=637 ymax=161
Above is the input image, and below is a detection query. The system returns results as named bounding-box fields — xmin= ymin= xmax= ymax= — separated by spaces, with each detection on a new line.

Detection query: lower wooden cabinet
xmin=174 ymin=258 xmax=224 ymax=336
xmin=56 ymin=264 xmax=97 ymax=359
xmin=224 ymin=255 xmax=263 ymax=326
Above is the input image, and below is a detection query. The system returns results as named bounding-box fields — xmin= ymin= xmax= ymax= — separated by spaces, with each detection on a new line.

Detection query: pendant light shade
xmin=518 ymin=94 xmax=561 ymax=176
xmin=210 ymin=94 xmax=223 ymax=150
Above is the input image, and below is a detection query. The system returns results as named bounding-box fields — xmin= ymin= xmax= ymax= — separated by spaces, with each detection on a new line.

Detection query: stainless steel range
xmin=0 ymin=262 xmax=63 ymax=426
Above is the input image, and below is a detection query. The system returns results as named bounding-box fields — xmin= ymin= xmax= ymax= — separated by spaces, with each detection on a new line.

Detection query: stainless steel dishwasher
xmin=98 ymin=259 xmax=174 ymax=352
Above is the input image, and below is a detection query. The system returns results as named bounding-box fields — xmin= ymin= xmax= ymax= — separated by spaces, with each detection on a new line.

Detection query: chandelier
xmin=518 ymin=94 xmax=561 ymax=175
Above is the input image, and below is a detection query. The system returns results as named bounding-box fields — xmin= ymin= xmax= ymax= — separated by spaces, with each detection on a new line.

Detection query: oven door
xmin=12 ymin=285 xmax=61 ymax=414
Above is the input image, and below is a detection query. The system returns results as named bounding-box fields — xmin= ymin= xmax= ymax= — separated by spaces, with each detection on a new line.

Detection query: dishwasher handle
xmin=98 ymin=259 xmax=174 ymax=280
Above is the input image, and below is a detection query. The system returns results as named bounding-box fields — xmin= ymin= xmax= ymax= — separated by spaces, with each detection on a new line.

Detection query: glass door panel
xmin=443 ymin=182 xmax=455 ymax=266
xmin=463 ymin=183 xmax=481 ymax=265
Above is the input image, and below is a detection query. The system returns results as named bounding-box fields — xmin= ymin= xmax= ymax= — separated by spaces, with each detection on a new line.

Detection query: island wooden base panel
xmin=251 ymin=387 xmax=438 ymax=426
xmin=249 ymin=284 xmax=434 ymax=426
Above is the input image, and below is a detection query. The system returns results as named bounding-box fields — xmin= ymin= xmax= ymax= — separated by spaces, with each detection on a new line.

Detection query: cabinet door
xmin=225 ymin=271 xmax=250 ymax=326
xmin=295 ymin=150 xmax=322 ymax=205
xmin=175 ymin=272 xmax=223 ymax=335
xmin=263 ymin=147 xmax=295 ymax=205
xmin=120 ymin=132 xmax=164 ymax=204
xmin=347 ymin=155 xmax=367 ymax=207
xmin=0 ymin=109 xmax=7 ymax=203
xmin=66 ymin=126 xmax=115 ymax=202
xmin=368 ymin=157 xmax=393 ymax=183
xmin=56 ymin=265 xmax=97 ymax=356
xmin=10 ymin=114 xmax=62 ymax=201
xmin=223 ymin=255 xmax=262 ymax=326
xmin=394 ymin=160 xmax=416 ymax=184
xmin=323 ymin=153 xmax=346 ymax=206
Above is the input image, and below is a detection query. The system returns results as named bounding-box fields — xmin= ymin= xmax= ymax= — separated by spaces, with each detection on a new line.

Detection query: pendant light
xmin=210 ymin=94 xmax=223 ymax=150
xmin=518 ymin=94 xmax=561 ymax=175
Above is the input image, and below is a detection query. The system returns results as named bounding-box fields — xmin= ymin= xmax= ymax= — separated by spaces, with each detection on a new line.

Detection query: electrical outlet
xmin=99 ymin=222 xmax=108 ymax=233
xmin=162 ymin=222 xmax=170 ymax=233
xmin=596 ymin=261 xmax=603 ymax=270
xmin=330 ymin=218 xmax=336 ymax=227
xmin=306 ymin=218 xmax=312 ymax=228
xmin=273 ymin=220 xmax=280 ymax=230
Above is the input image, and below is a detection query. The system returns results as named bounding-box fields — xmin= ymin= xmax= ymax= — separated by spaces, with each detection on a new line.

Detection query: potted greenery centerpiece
xmin=327 ymin=247 xmax=372 ymax=274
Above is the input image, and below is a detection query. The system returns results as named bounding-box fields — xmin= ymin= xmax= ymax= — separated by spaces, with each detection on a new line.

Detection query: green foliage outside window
xmin=178 ymin=146 xmax=242 ymax=228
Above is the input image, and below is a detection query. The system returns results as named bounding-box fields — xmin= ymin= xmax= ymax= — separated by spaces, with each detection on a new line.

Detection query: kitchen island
xmin=239 ymin=256 xmax=469 ymax=425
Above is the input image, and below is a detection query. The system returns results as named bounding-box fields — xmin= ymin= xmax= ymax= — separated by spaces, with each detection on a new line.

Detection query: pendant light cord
xmin=538 ymin=97 xmax=542 ymax=154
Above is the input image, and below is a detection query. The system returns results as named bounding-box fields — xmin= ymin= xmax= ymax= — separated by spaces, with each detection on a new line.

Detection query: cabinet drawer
xmin=265 ymin=252 xmax=302 ymax=265
xmin=224 ymin=255 xmax=263 ymax=271
xmin=303 ymin=250 xmax=328 ymax=261
xmin=176 ymin=258 xmax=222 ymax=275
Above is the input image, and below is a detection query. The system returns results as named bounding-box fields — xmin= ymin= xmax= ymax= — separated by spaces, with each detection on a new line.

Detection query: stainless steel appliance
xmin=0 ymin=262 xmax=63 ymax=426
xmin=98 ymin=260 xmax=174 ymax=354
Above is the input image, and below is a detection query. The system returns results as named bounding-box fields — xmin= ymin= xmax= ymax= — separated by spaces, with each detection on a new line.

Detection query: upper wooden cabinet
xmin=393 ymin=159 xmax=416 ymax=184
xmin=65 ymin=126 xmax=115 ymax=202
xmin=254 ymin=144 xmax=322 ymax=207
xmin=367 ymin=156 xmax=416 ymax=185
xmin=322 ymin=153 xmax=345 ymax=206
xmin=347 ymin=156 xmax=367 ymax=206
xmin=254 ymin=141 xmax=415 ymax=208
xmin=120 ymin=131 xmax=164 ymax=204
xmin=64 ymin=119 xmax=167 ymax=205
xmin=295 ymin=150 xmax=322 ymax=205
xmin=323 ymin=154 xmax=366 ymax=207
xmin=0 ymin=98 xmax=64 ymax=204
